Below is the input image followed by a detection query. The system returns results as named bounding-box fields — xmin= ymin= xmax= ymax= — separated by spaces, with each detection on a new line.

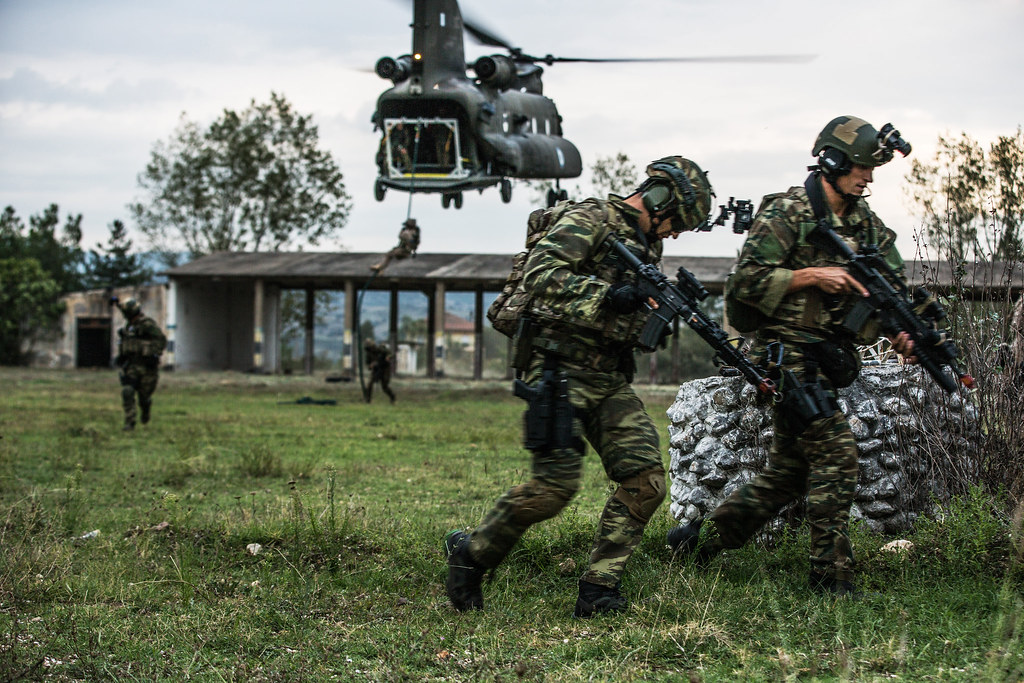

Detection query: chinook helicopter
xmin=372 ymin=0 xmax=810 ymax=209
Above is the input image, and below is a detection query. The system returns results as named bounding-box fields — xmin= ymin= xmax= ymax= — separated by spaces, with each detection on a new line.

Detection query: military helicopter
xmin=372 ymin=0 xmax=810 ymax=209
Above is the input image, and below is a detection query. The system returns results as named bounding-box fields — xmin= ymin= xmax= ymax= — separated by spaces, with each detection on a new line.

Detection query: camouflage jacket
xmin=522 ymin=195 xmax=662 ymax=356
xmin=118 ymin=315 xmax=167 ymax=359
xmin=731 ymin=183 xmax=905 ymax=346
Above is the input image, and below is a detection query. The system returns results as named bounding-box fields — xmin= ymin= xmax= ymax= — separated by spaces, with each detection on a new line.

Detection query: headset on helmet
xmin=812 ymin=116 xmax=912 ymax=180
xmin=639 ymin=156 xmax=715 ymax=232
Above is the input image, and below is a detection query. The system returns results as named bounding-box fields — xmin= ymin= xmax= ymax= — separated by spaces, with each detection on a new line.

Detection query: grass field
xmin=1 ymin=368 xmax=1021 ymax=681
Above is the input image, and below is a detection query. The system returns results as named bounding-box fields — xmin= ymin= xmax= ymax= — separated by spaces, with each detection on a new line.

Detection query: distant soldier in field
xmin=113 ymin=297 xmax=167 ymax=431
xmin=363 ymin=339 xmax=396 ymax=403
xmin=371 ymin=218 xmax=421 ymax=273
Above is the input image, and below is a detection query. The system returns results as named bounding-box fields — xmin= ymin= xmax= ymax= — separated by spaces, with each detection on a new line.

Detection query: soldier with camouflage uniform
xmin=363 ymin=339 xmax=396 ymax=403
xmin=445 ymin=156 xmax=715 ymax=617
xmin=114 ymin=297 xmax=167 ymax=432
xmin=371 ymin=218 xmax=421 ymax=273
xmin=667 ymin=117 xmax=916 ymax=597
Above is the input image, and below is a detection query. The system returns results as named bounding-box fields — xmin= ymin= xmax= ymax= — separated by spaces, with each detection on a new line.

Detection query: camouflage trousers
xmin=467 ymin=353 xmax=666 ymax=588
xmin=704 ymin=400 xmax=859 ymax=581
xmin=120 ymin=365 xmax=160 ymax=427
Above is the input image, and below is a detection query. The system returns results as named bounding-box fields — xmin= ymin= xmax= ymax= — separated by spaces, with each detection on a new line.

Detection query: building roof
xmin=165 ymin=251 xmax=1024 ymax=297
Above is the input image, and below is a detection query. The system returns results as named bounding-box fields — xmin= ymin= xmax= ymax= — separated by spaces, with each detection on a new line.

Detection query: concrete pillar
xmin=343 ymin=280 xmax=355 ymax=374
xmin=389 ymin=287 xmax=399 ymax=363
xmin=473 ymin=287 xmax=484 ymax=380
xmin=253 ymin=279 xmax=264 ymax=372
xmin=433 ymin=282 xmax=446 ymax=377
xmin=304 ymin=287 xmax=315 ymax=375
xmin=165 ymin=281 xmax=177 ymax=370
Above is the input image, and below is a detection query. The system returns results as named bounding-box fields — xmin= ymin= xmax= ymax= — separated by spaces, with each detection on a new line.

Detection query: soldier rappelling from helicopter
xmin=371 ymin=217 xmax=421 ymax=273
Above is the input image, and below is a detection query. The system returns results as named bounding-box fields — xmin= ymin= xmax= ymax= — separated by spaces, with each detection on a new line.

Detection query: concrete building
xmin=31 ymin=252 xmax=1023 ymax=382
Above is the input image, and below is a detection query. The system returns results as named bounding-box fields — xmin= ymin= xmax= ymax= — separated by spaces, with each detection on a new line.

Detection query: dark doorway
xmin=77 ymin=317 xmax=112 ymax=368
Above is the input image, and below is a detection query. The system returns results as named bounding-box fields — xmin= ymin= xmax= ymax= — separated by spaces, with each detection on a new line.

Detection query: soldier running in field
xmin=667 ymin=116 xmax=917 ymax=598
xmin=112 ymin=297 xmax=167 ymax=431
xmin=363 ymin=339 xmax=396 ymax=403
xmin=444 ymin=156 xmax=716 ymax=617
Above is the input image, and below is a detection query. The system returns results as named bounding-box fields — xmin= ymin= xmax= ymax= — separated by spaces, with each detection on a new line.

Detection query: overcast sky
xmin=1 ymin=0 xmax=1022 ymax=261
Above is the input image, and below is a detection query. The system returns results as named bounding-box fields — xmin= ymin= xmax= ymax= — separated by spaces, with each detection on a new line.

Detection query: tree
xmin=0 ymin=258 xmax=65 ymax=364
xmin=88 ymin=219 xmax=154 ymax=288
xmin=1 ymin=204 xmax=87 ymax=293
xmin=131 ymin=92 xmax=353 ymax=263
xmin=905 ymin=128 xmax=1024 ymax=261
xmin=590 ymin=152 xmax=639 ymax=198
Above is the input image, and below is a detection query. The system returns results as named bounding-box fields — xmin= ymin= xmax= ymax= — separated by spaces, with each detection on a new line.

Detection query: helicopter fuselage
xmin=372 ymin=0 xmax=582 ymax=205
xmin=375 ymin=79 xmax=582 ymax=194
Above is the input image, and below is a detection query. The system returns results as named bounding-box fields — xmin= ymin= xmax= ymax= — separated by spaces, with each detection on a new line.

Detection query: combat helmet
xmin=640 ymin=156 xmax=715 ymax=233
xmin=813 ymin=116 xmax=904 ymax=175
xmin=121 ymin=298 xmax=141 ymax=319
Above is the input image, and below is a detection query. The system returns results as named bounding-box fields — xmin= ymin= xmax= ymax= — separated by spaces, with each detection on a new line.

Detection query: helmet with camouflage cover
xmin=121 ymin=298 xmax=141 ymax=319
xmin=640 ymin=156 xmax=715 ymax=232
xmin=813 ymin=116 xmax=893 ymax=175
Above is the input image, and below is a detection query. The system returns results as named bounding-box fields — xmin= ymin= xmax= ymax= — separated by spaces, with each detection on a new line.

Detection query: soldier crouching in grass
xmin=112 ymin=297 xmax=167 ymax=432
xmin=444 ymin=156 xmax=716 ymax=617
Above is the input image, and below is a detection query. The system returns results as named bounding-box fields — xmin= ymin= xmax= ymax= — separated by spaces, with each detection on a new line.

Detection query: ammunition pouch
xmin=513 ymin=357 xmax=580 ymax=453
xmin=804 ymin=338 xmax=860 ymax=388
xmin=530 ymin=334 xmax=634 ymax=377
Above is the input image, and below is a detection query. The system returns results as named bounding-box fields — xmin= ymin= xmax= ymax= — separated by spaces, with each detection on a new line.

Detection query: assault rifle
xmin=609 ymin=237 xmax=777 ymax=397
xmin=805 ymin=224 xmax=974 ymax=393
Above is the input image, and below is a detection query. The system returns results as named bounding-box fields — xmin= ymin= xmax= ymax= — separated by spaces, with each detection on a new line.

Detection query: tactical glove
xmin=605 ymin=283 xmax=646 ymax=313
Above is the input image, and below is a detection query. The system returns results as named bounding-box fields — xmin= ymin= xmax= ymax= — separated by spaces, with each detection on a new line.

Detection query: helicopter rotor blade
xmin=459 ymin=6 xmax=519 ymax=52
xmin=519 ymin=54 xmax=816 ymax=66
xmin=463 ymin=21 xmax=515 ymax=51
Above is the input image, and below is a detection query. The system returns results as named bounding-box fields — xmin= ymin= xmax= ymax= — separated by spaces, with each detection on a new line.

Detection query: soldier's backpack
xmin=487 ymin=200 xmax=579 ymax=338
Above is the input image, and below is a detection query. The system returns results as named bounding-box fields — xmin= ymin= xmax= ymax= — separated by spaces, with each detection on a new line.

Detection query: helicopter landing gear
xmin=545 ymin=185 xmax=569 ymax=208
xmin=441 ymin=192 xmax=463 ymax=209
xmin=500 ymin=178 xmax=512 ymax=203
xmin=374 ymin=179 xmax=386 ymax=202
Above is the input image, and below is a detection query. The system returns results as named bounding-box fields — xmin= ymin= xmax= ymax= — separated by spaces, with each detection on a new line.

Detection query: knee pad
xmin=121 ymin=385 xmax=136 ymax=401
xmin=613 ymin=466 xmax=666 ymax=524
xmin=507 ymin=478 xmax=576 ymax=526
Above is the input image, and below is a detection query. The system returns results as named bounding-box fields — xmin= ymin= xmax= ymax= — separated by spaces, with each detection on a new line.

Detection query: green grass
xmin=0 ymin=368 xmax=1021 ymax=681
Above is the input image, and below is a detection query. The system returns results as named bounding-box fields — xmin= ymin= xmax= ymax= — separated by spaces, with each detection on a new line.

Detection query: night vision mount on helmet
xmin=812 ymin=115 xmax=912 ymax=179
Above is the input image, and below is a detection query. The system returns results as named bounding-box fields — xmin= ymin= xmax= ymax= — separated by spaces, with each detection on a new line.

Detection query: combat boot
xmin=810 ymin=571 xmax=878 ymax=600
xmin=140 ymin=403 xmax=151 ymax=425
xmin=122 ymin=421 xmax=135 ymax=432
xmin=666 ymin=518 xmax=720 ymax=567
xmin=444 ymin=530 xmax=486 ymax=611
xmin=573 ymin=580 xmax=627 ymax=618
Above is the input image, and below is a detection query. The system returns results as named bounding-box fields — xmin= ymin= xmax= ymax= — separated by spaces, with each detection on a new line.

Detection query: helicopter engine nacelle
xmin=376 ymin=55 xmax=413 ymax=84
xmin=472 ymin=55 xmax=516 ymax=91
